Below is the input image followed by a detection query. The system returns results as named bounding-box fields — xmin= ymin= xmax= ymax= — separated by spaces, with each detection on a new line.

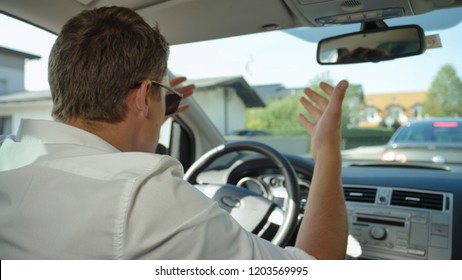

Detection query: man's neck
xmin=63 ymin=118 xmax=132 ymax=152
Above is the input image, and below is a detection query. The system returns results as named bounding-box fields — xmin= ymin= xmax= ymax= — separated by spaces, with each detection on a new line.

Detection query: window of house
xmin=363 ymin=107 xmax=379 ymax=121
xmin=0 ymin=79 xmax=6 ymax=94
xmin=385 ymin=105 xmax=406 ymax=126
xmin=387 ymin=106 xmax=404 ymax=119
xmin=411 ymin=105 xmax=423 ymax=119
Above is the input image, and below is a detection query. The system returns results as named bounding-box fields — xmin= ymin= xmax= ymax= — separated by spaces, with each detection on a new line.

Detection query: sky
xmin=168 ymin=22 xmax=462 ymax=94
xmin=1 ymin=12 xmax=462 ymax=95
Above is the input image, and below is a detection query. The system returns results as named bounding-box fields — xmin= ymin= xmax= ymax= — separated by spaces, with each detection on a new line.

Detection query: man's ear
xmin=134 ymin=80 xmax=150 ymax=117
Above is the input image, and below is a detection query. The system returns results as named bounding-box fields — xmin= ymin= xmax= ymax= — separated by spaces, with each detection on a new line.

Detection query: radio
xmin=346 ymin=206 xmax=452 ymax=260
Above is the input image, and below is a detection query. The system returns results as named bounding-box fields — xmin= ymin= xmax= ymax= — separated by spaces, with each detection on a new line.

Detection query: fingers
xmin=176 ymin=84 xmax=195 ymax=99
xmin=329 ymin=80 xmax=348 ymax=109
xmin=297 ymin=113 xmax=315 ymax=135
xmin=299 ymin=85 xmax=330 ymax=121
xmin=299 ymin=93 xmax=323 ymax=121
xmin=175 ymin=104 xmax=190 ymax=115
xmin=170 ymin=76 xmax=195 ymax=99
xmin=163 ymin=103 xmax=191 ymax=121
xmin=298 ymin=80 xmax=349 ymax=134
xmin=163 ymin=77 xmax=195 ymax=122
xmin=319 ymin=82 xmax=334 ymax=96
xmin=301 ymin=80 xmax=348 ymax=117
xmin=169 ymin=76 xmax=187 ymax=87
xmin=301 ymin=78 xmax=346 ymax=111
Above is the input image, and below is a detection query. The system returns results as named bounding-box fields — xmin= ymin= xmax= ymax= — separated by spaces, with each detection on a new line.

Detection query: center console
xmin=344 ymin=185 xmax=452 ymax=259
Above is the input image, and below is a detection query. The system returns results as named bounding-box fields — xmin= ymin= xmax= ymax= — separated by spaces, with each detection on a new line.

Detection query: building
xmin=0 ymin=46 xmax=40 ymax=95
xmin=191 ymin=76 xmax=265 ymax=135
xmin=0 ymin=46 xmax=41 ymax=134
xmin=0 ymin=90 xmax=53 ymax=134
xmin=360 ymin=91 xmax=427 ymax=128
xmin=0 ymin=74 xmax=264 ymax=136
xmin=253 ymin=84 xmax=303 ymax=103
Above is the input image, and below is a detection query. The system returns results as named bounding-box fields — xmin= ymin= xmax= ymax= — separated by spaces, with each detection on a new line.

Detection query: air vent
xmin=344 ymin=187 xmax=377 ymax=203
xmin=391 ymin=190 xmax=444 ymax=211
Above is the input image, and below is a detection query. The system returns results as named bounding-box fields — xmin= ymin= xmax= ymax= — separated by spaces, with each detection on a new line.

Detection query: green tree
xmin=246 ymin=72 xmax=333 ymax=136
xmin=246 ymin=92 xmax=305 ymax=136
xmin=246 ymin=72 xmax=364 ymax=135
xmin=423 ymin=64 xmax=462 ymax=117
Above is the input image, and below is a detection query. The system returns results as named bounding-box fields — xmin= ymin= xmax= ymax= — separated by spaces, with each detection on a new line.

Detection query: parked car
xmin=2 ymin=0 xmax=462 ymax=261
xmin=381 ymin=118 xmax=462 ymax=164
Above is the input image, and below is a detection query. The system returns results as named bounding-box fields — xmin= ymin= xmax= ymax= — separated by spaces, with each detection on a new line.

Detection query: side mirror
xmin=317 ymin=24 xmax=426 ymax=64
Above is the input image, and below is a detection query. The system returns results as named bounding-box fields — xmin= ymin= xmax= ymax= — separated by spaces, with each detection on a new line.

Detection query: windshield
xmin=2 ymin=8 xmax=462 ymax=165
xmin=168 ymin=7 xmax=462 ymax=163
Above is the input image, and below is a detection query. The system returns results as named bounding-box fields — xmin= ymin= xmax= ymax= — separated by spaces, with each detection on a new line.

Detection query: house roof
xmin=253 ymin=83 xmax=296 ymax=103
xmin=364 ymin=91 xmax=427 ymax=112
xmin=0 ymin=90 xmax=51 ymax=104
xmin=191 ymin=76 xmax=265 ymax=108
xmin=0 ymin=46 xmax=41 ymax=60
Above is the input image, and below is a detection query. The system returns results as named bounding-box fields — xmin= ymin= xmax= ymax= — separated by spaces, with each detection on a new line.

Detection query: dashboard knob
xmin=370 ymin=226 xmax=387 ymax=240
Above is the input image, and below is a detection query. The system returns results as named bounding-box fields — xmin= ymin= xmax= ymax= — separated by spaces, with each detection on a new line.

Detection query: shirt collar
xmin=16 ymin=119 xmax=120 ymax=153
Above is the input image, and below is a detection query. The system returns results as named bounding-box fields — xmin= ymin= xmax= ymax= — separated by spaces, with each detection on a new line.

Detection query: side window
xmin=156 ymin=118 xmax=194 ymax=169
xmin=0 ymin=116 xmax=12 ymax=134
xmin=156 ymin=118 xmax=173 ymax=154
xmin=0 ymin=13 xmax=56 ymax=134
xmin=0 ymin=79 xmax=7 ymax=94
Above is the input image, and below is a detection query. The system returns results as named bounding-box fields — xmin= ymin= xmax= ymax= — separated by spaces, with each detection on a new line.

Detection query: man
xmin=0 ymin=6 xmax=348 ymax=259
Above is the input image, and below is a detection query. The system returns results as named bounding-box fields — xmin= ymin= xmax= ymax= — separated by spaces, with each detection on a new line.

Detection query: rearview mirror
xmin=317 ymin=25 xmax=426 ymax=64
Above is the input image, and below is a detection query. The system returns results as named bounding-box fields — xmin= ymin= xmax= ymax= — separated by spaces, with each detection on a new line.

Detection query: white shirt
xmin=0 ymin=119 xmax=313 ymax=260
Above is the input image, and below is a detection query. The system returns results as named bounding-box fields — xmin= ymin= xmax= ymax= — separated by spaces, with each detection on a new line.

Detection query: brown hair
xmin=48 ymin=6 xmax=169 ymax=122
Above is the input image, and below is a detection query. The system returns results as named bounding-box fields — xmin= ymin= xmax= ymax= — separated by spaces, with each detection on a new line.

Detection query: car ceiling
xmin=1 ymin=0 xmax=462 ymax=45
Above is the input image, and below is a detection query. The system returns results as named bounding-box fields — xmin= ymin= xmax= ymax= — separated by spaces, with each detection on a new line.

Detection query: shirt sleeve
xmin=120 ymin=156 xmax=315 ymax=260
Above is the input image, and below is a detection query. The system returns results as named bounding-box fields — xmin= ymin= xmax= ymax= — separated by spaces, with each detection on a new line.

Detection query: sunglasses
xmin=130 ymin=80 xmax=183 ymax=115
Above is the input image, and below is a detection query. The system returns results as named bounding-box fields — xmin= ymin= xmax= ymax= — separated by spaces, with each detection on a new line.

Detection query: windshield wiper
xmin=348 ymin=162 xmax=452 ymax=171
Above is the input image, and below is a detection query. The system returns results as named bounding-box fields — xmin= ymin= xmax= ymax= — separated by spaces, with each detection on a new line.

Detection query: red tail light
xmin=433 ymin=122 xmax=458 ymax=128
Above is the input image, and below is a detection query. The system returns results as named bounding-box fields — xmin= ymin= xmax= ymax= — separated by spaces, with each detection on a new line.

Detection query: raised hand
xmin=297 ymin=80 xmax=348 ymax=161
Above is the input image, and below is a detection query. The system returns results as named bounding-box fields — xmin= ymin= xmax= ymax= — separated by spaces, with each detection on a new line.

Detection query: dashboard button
xmin=370 ymin=226 xmax=387 ymax=240
xmin=431 ymin=224 xmax=449 ymax=236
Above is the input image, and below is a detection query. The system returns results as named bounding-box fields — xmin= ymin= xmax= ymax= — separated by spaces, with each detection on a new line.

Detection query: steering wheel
xmin=184 ymin=140 xmax=300 ymax=246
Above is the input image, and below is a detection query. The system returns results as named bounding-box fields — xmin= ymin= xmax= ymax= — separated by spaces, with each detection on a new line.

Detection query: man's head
xmin=48 ymin=6 xmax=169 ymax=123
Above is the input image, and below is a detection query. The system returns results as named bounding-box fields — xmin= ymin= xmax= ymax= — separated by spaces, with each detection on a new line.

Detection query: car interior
xmin=2 ymin=0 xmax=462 ymax=260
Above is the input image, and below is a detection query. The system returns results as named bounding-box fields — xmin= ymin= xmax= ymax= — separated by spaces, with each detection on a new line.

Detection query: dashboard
xmin=219 ymin=153 xmax=462 ymax=260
